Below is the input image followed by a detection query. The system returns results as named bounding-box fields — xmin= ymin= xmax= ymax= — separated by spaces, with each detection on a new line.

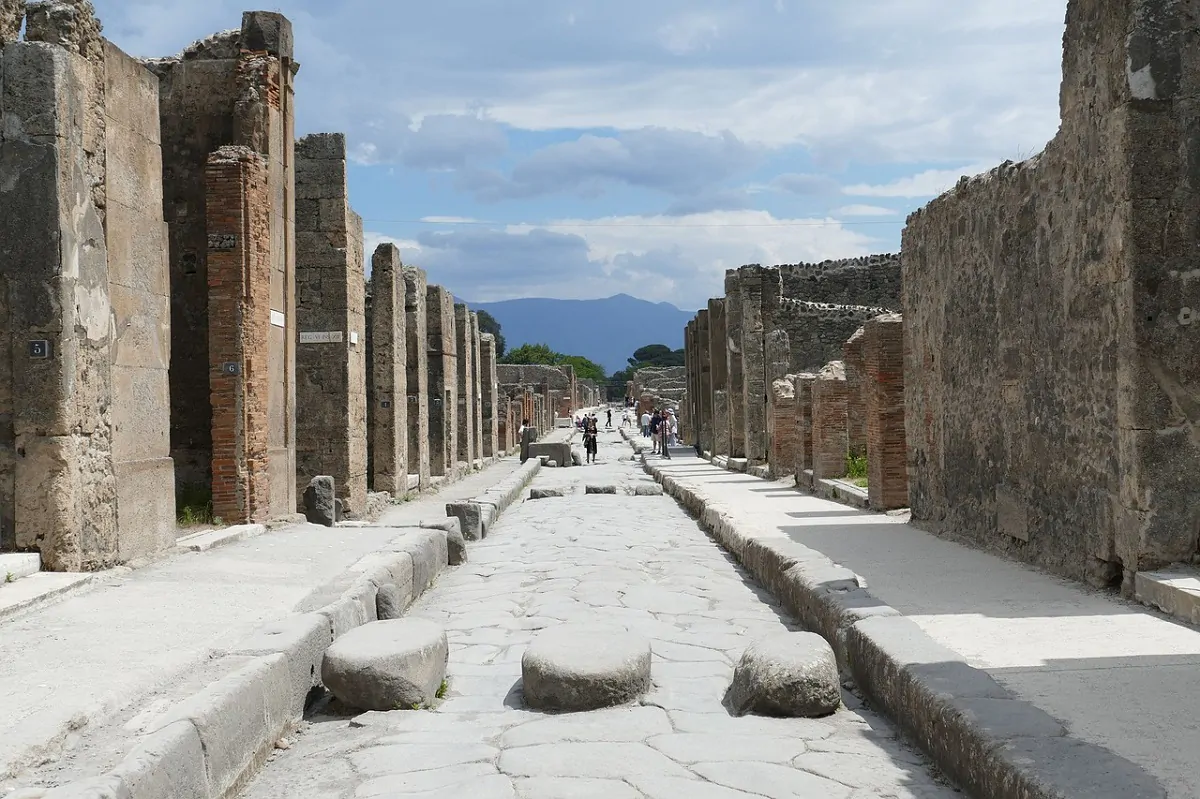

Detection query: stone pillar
xmin=811 ymin=363 xmax=849 ymax=480
xmin=697 ymin=310 xmax=713 ymax=453
xmin=403 ymin=266 xmax=430 ymax=490
xmin=454 ymin=304 xmax=476 ymax=469
xmin=768 ymin=377 xmax=799 ymax=479
xmin=480 ymin=334 xmax=499 ymax=458
xmin=368 ymin=244 xmax=408 ymax=495
xmin=206 ymin=147 xmax=273 ymax=524
xmin=294 ymin=133 xmax=367 ymax=514
xmin=708 ymin=298 xmax=729 ymax=457
xmin=470 ymin=312 xmax=484 ymax=465
xmin=865 ymin=314 xmax=907 ymax=510
xmin=740 ymin=268 xmax=768 ymax=465
xmin=793 ymin=373 xmax=817 ymax=474
xmin=844 ymin=327 xmax=868 ymax=459
xmin=427 ymin=286 xmax=458 ymax=478
xmin=724 ymin=272 xmax=746 ymax=458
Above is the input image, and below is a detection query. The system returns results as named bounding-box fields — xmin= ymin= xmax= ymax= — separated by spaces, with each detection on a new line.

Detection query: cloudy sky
xmin=93 ymin=0 xmax=1067 ymax=311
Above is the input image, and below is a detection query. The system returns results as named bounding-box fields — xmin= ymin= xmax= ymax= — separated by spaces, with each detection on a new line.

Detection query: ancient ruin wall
xmin=426 ymin=285 xmax=458 ymax=477
xmin=479 ymin=334 xmax=499 ymax=458
xmin=777 ymin=298 xmax=891 ymax=374
xmin=368 ymin=244 xmax=408 ymax=495
xmin=403 ymin=266 xmax=430 ymax=487
xmin=454 ymin=304 xmax=476 ymax=467
xmin=903 ymin=0 xmax=1200 ymax=585
xmin=495 ymin=364 xmax=575 ymax=390
xmin=777 ymin=254 xmax=901 ymax=309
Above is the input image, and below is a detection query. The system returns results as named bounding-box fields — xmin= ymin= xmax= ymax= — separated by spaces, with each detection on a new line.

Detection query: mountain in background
xmin=460 ymin=294 xmax=696 ymax=375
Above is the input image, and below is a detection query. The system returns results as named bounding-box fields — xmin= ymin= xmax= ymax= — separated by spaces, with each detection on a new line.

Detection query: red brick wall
xmin=811 ymin=377 xmax=848 ymax=480
xmin=843 ymin=328 xmax=867 ymax=457
xmin=768 ymin=378 xmax=798 ymax=478
xmin=865 ymin=314 xmax=908 ymax=510
xmin=206 ymin=147 xmax=272 ymax=523
xmin=793 ymin=374 xmax=816 ymax=474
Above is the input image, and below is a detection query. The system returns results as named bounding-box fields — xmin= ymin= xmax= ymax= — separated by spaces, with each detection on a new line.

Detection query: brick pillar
xmin=769 ymin=377 xmax=798 ymax=479
xmin=368 ymin=244 xmax=408 ymax=495
xmin=294 ymin=133 xmax=367 ymax=513
xmin=207 ymin=147 xmax=272 ymax=524
xmin=454 ymin=304 xmax=475 ymax=468
xmin=794 ymin=373 xmax=817 ymax=474
xmin=480 ymin=334 xmax=499 ymax=458
xmin=403 ymin=266 xmax=430 ymax=489
xmin=470 ymin=312 xmax=484 ymax=464
xmin=427 ymin=285 xmax=457 ymax=478
xmin=708 ymin=298 xmax=729 ymax=457
xmin=811 ymin=365 xmax=849 ymax=480
xmin=865 ymin=314 xmax=907 ymax=510
xmin=724 ymin=272 xmax=746 ymax=458
xmin=844 ymin=326 xmax=868 ymax=458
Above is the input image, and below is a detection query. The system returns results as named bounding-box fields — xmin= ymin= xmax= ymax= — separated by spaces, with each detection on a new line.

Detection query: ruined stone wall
xmin=864 ymin=314 xmax=907 ymax=511
xmin=403 ymin=266 xmax=430 ymax=488
xmin=294 ymin=133 xmax=366 ymax=513
xmin=776 ymin=297 xmax=890 ymax=374
xmin=147 ymin=12 xmax=296 ymax=514
xmin=843 ymin=327 xmax=867 ymax=458
xmin=368 ymin=244 xmax=408 ymax=495
xmin=479 ymin=334 xmax=499 ymax=458
xmin=903 ymin=0 xmax=1200 ymax=586
xmin=495 ymin=364 xmax=574 ymax=390
xmin=811 ymin=362 xmax=848 ymax=480
xmin=0 ymin=4 xmax=175 ymax=568
xmin=792 ymin=373 xmax=817 ymax=475
xmin=426 ymin=285 xmax=457 ymax=477
xmin=778 ymin=254 xmax=901 ymax=309
xmin=708 ymin=299 xmax=729 ymax=456
xmin=470 ymin=313 xmax=483 ymax=462
xmin=768 ymin=377 xmax=799 ymax=479
xmin=453 ymin=305 xmax=475 ymax=467
xmin=724 ymin=271 xmax=746 ymax=458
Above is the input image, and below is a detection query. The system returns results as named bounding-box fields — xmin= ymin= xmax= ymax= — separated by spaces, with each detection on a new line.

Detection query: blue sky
xmin=93 ymin=0 xmax=1067 ymax=311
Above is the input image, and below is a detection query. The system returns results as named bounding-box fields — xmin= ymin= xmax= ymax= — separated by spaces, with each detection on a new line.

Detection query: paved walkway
xmin=241 ymin=432 xmax=957 ymax=799
xmin=647 ymin=453 xmax=1200 ymax=799
xmin=0 ymin=458 xmax=529 ymax=790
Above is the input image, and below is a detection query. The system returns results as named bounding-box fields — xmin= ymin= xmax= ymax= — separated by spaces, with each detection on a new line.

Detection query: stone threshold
xmin=1135 ymin=565 xmax=1200 ymax=627
xmin=176 ymin=523 xmax=268 ymax=554
xmin=0 ymin=572 xmax=95 ymax=623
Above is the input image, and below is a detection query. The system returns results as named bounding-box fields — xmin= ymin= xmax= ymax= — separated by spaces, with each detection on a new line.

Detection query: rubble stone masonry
xmin=368 ymin=244 xmax=408 ymax=495
xmin=454 ymin=304 xmax=476 ymax=468
xmin=426 ymin=286 xmax=458 ymax=478
xmin=707 ymin=299 xmax=729 ymax=457
xmin=403 ymin=267 xmax=431 ymax=488
xmin=724 ymin=271 xmax=746 ymax=459
xmin=480 ymin=334 xmax=499 ymax=458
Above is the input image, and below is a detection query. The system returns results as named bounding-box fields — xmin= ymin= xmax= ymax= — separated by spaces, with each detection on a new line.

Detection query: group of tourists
xmin=639 ymin=408 xmax=677 ymax=459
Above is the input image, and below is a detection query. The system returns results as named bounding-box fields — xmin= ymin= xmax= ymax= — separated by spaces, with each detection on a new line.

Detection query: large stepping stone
xmin=522 ymin=625 xmax=651 ymax=711
xmin=727 ymin=632 xmax=840 ymax=718
xmin=321 ymin=619 xmax=448 ymax=711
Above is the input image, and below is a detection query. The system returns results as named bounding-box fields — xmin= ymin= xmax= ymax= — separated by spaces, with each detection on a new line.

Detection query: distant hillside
xmin=460 ymin=294 xmax=695 ymax=374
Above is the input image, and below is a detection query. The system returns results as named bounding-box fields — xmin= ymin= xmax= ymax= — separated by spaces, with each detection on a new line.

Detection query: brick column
xmin=768 ymin=377 xmax=798 ymax=478
xmin=470 ymin=312 xmax=484 ymax=464
xmin=427 ymin=285 xmax=458 ymax=478
xmin=811 ymin=367 xmax=849 ymax=480
xmin=708 ymin=298 xmax=729 ymax=457
xmin=368 ymin=244 xmax=408 ymax=495
xmin=480 ymin=334 xmax=499 ymax=458
xmin=294 ymin=133 xmax=367 ymax=513
xmin=403 ymin=266 xmax=430 ymax=489
xmin=793 ymin=373 xmax=817 ymax=474
xmin=724 ymin=271 xmax=746 ymax=458
xmin=844 ymin=326 xmax=868 ymax=458
xmin=454 ymin=304 xmax=476 ymax=468
xmin=865 ymin=314 xmax=908 ymax=510
xmin=207 ymin=147 xmax=272 ymax=524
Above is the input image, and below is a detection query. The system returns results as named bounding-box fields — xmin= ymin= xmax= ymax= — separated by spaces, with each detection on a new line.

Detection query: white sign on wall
xmin=270 ymin=310 xmax=286 ymax=328
xmin=300 ymin=331 xmax=344 ymax=344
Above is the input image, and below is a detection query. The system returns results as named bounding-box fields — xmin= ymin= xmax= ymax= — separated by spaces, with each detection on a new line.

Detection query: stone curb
xmin=633 ymin=446 xmax=1166 ymax=799
xmin=33 ymin=460 xmax=544 ymax=798
xmin=445 ymin=457 xmax=542 ymax=540
xmin=175 ymin=523 xmax=268 ymax=553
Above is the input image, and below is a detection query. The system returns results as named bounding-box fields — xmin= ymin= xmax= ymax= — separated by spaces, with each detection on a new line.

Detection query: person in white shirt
xmin=639 ymin=411 xmax=651 ymax=438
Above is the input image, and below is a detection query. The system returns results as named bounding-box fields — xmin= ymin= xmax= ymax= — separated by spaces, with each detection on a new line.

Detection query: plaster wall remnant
xmin=294 ymin=133 xmax=366 ymax=514
xmin=811 ymin=361 xmax=848 ymax=480
xmin=864 ymin=314 xmax=907 ymax=511
xmin=903 ymin=0 xmax=1200 ymax=589
xmin=426 ymin=285 xmax=458 ymax=478
xmin=368 ymin=244 xmax=408 ymax=495
xmin=454 ymin=305 xmax=476 ymax=469
xmin=0 ymin=6 xmax=176 ymax=568
xmin=778 ymin=254 xmax=902 ymax=310
xmin=708 ymin=299 xmax=729 ymax=457
xmin=403 ymin=266 xmax=430 ymax=488
xmin=479 ymin=334 xmax=499 ymax=458
xmin=843 ymin=327 xmax=868 ymax=458
xmin=147 ymin=11 xmax=297 ymax=518
xmin=724 ymin=270 xmax=746 ymax=458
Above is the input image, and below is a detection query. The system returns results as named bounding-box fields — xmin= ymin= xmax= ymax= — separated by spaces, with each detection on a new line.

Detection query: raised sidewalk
xmin=0 ymin=456 xmax=537 ymax=793
xmin=640 ymin=447 xmax=1200 ymax=799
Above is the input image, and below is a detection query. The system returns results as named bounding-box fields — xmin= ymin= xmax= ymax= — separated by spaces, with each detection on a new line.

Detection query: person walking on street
xmin=660 ymin=410 xmax=673 ymax=459
xmin=605 ymin=408 xmax=612 ymax=429
xmin=640 ymin=410 xmax=652 ymax=438
xmin=650 ymin=410 xmax=663 ymax=454
xmin=583 ymin=414 xmax=599 ymax=464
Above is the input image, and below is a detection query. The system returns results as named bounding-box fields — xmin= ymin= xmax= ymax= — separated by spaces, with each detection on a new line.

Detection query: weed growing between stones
xmin=176 ymin=483 xmax=215 ymax=527
xmin=846 ymin=454 xmax=868 ymax=488
xmin=436 ymin=678 xmax=448 ymax=699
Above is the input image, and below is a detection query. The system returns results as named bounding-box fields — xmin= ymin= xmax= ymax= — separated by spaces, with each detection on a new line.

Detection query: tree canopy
xmin=501 ymin=343 xmax=606 ymax=383
xmin=475 ymin=310 xmax=505 ymax=358
xmin=608 ymin=342 xmax=686 ymax=388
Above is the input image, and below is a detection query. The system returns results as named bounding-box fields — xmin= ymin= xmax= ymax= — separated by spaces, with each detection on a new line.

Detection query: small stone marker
xmin=521 ymin=624 xmax=651 ymax=711
xmin=529 ymin=488 xmax=565 ymax=500
xmin=727 ymin=633 xmax=841 ymax=718
xmin=585 ymin=485 xmax=617 ymax=495
xmin=629 ymin=484 xmax=664 ymax=496
xmin=304 ymin=476 xmax=336 ymax=527
xmin=321 ymin=619 xmax=448 ymax=711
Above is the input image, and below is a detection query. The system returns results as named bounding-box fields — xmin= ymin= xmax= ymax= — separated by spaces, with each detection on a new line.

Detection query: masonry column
xmin=470 ymin=312 xmax=484 ymax=465
xmin=740 ymin=267 xmax=768 ymax=465
xmin=697 ymin=310 xmax=713 ymax=454
xmin=454 ymin=304 xmax=476 ymax=470
xmin=769 ymin=377 xmax=799 ymax=479
xmin=708 ymin=298 xmax=729 ymax=457
xmin=427 ymin=286 xmax=458 ymax=478
xmin=725 ymin=272 xmax=746 ymax=459
xmin=811 ymin=363 xmax=848 ymax=480
xmin=403 ymin=267 xmax=430 ymax=489
xmin=865 ymin=314 xmax=907 ymax=510
xmin=294 ymin=133 xmax=367 ymax=515
xmin=207 ymin=147 xmax=272 ymax=524
xmin=480 ymin=333 xmax=499 ymax=459
xmin=794 ymin=373 xmax=817 ymax=477
xmin=844 ymin=327 xmax=868 ymax=459
xmin=368 ymin=244 xmax=408 ymax=495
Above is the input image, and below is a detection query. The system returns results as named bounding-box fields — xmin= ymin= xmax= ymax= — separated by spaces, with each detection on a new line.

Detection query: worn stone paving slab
xmin=239 ymin=432 xmax=959 ymax=798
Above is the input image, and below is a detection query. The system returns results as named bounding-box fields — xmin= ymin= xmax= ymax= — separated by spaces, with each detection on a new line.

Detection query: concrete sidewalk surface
xmin=0 ymin=457 xmax=530 ymax=792
xmin=647 ymin=452 xmax=1200 ymax=799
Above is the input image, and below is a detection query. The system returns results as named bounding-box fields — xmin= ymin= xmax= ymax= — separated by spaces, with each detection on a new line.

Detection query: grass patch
xmin=851 ymin=477 xmax=869 ymax=489
xmin=846 ymin=454 xmax=868 ymax=488
xmin=436 ymin=678 xmax=449 ymax=699
xmin=176 ymin=483 xmax=215 ymax=527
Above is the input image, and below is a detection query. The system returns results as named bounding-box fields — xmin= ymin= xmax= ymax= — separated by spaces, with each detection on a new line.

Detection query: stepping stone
xmin=727 ymin=633 xmax=840 ymax=718
xmin=304 ymin=476 xmax=336 ymax=527
xmin=321 ymin=619 xmax=448 ymax=711
xmin=522 ymin=624 xmax=652 ymax=711
xmin=530 ymin=488 xmax=565 ymax=500
xmin=585 ymin=485 xmax=617 ymax=495
xmin=628 ymin=484 xmax=664 ymax=496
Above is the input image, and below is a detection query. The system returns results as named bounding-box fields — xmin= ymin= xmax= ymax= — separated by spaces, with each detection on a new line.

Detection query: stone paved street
xmin=240 ymin=431 xmax=959 ymax=798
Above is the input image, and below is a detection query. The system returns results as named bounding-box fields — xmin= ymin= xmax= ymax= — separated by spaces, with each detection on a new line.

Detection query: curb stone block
xmin=109 ymin=720 xmax=208 ymax=799
xmin=225 ymin=613 xmax=332 ymax=719
xmin=445 ymin=501 xmax=485 ymax=540
xmin=313 ymin=595 xmax=372 ymax=640
xmin=387 ymin=530 xmax=447 ymax=594
xmin=148 ymin=655 xmax=292 ymax=799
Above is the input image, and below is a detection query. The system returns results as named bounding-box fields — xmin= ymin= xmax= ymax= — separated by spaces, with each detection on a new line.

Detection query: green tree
xmin=475 ymin=310 xmax=506 ymax=358
xmin=556 ymin=355 xmax=606 ymax=382
xmin=501 ymin=342 xmax=560 ymax=365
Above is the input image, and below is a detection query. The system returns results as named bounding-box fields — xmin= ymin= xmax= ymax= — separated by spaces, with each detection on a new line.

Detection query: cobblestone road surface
xmin=240 ymin=430 xmax=959 ymax=798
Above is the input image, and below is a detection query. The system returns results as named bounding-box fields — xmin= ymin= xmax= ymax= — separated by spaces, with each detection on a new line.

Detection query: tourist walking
xmin=650 ymin=410 xmax=663 ymax=454
xmin=583 ymin=415 xmax=599 ymax=464
xmin=659 ymin=410 xmax=673 ymax=459
xmin=640 ymin=410 xmax=652 ymax=438
xmin=605 ymin=408 xmax=612 ymax=429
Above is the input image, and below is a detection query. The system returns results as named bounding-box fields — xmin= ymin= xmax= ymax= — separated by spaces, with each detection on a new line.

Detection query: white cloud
xmin=419 ymin=216 xmax=484 ymax=224
xmin=842 ymin=163 xmax=995 ymax=198
xmin=833 ymin=204 xmax=899 ymax=217
xmin=657 ymin=13 xmax=723 ymax=55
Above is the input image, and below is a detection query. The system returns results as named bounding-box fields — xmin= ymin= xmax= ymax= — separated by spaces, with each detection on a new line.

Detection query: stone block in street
xmin=321 ymin=619 xmax=448 ymax=711
xmin=727 ymin=632 xmax=841 ymax=718
xmin=529 ymin=488 xmax=565 ymax=500
xmin=522 ymin=625 xmax=652 ymax=711
xmin=585 ymin=485 xmax=617 ymax=495
xmin=303 ymin=476 xmax=336 ymax=527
